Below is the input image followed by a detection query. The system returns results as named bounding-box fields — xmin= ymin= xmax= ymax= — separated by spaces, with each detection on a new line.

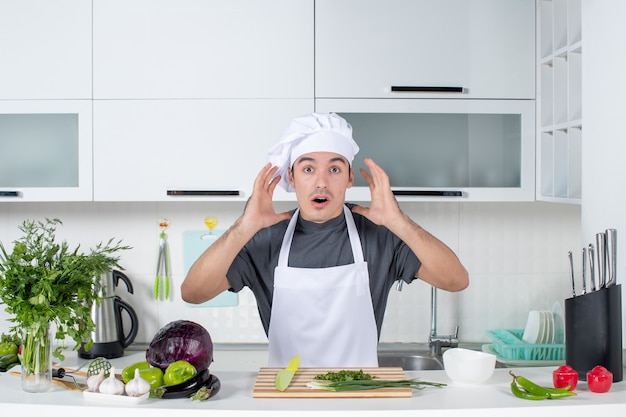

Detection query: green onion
xmin=306 ymin=379 xmax=446 ymax=391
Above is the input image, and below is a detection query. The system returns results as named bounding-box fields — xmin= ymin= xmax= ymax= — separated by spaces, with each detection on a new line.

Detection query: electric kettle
xmin=78 ymin=270 xmax=139 ymax=359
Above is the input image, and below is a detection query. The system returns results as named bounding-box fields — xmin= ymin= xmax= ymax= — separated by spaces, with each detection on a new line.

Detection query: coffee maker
xmin=78 ymin=270 xmax=139 ymax=359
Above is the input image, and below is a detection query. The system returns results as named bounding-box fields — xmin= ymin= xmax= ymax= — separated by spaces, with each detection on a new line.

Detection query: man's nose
xmin=315 ymin=171 xmax=329 ymax=188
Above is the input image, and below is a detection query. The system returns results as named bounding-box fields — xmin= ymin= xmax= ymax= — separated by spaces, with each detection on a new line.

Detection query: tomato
xmin=163 ymin=360 xmax=197 ymax=386
xmin=552 ymin=364 xmax=578 ymax=391
xmin=586 ymin=365 xmax=613 ymax=393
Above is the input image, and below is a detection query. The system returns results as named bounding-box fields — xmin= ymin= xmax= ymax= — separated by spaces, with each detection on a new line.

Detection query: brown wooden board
xmin=253 ymin=367 xmax=412 ymax=398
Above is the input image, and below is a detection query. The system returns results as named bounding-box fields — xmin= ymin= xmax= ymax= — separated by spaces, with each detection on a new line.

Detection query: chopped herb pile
xmin=314 ymin=369 xmax=374 ymax=382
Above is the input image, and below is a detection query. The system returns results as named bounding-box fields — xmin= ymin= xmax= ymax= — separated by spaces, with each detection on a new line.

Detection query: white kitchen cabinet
xmin=0 ymin=0 xmax=91 ymax=99
xmin=93 ymin=99 xmax=313 ymax=201
xmin=536 ymin=0 xmax=582 ymax=203
xmin=0 ymin=100 xmax=93 ymax=201
xmin=315 ymin=0 xmax=535 ymax=100
xmin=93 ymin=0 xmax=313 ymax=99
xmin=313 ymin=99 xmax=535 ymax=202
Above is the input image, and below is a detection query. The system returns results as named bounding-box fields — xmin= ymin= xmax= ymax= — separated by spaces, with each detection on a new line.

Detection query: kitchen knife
xmin=568 ymin=251 xmax=576 ymax=297
xmin=596 ymin=233 xmax=607 ymax=289
xmin=275 ymin=355 xmax=300 ymax=392
xmin=605 ymin=229 xmax=617 ymax=287
xmin=581 ymin=247 xmax=587 ymax=295
xmin=589 ymin=244 xmax=596 ymax=292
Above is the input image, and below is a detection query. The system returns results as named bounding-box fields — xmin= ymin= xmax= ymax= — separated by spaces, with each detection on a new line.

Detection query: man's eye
xmin=303 ymin=166 xmax=313 ymax=173
xmin=330 ymin=167 xmax=340 ymax=173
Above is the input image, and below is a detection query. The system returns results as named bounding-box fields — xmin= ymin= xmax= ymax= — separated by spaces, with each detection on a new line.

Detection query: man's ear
xmin=347 ymin=166 xmax=355 ymax=188
xmin=288 ymin=166 xmax=295 ymax=188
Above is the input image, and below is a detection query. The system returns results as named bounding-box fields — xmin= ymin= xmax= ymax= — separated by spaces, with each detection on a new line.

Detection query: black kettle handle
xmin=114 ymin=296 xmax=139 ymax=348
xmin=113 ymin=270 xmax=134 ymax=294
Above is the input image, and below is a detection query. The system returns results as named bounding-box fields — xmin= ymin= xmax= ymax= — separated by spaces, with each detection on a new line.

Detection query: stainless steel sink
xmin=377 ymin=351 xmax=444 ymax=370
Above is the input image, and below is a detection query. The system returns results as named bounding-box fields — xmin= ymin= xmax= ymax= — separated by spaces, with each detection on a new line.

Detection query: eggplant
xmin=190 ymin=374 xmax=221 ymax=401
xmin=153 ymin=368 xmax=220 ymax=400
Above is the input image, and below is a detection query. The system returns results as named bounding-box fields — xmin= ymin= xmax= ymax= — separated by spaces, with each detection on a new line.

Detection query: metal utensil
xmin=52 ymin=368 xmax=83 ymax=390
xmin=605 ymin=228 xmax=617 ymax=287
xmin=589 ymin=244 xmax=596 ymax=291
xmin=568 ymin=251 xmax=576 ymax=297
xmin=581 ymin=247 xmax=587 ymax=295
xmin=154 ymin=217 xmax=171 ymax=301
xmin=596 ymin=232 xmax=607 ymax=289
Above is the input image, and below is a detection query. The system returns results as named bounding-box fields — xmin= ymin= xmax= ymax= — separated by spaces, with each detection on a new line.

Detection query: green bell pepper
xmin=138 ymin=366 xmax=165 ymax=391
xmin=121 ymin=361 xmax=152 ymax=383
xmin=0 ymin=334 xmax=19 ymax=356
xmin=163 ymin=360 xmax=197 ymax=386
xmin=121 ymin=361 xmax=164 ymax=391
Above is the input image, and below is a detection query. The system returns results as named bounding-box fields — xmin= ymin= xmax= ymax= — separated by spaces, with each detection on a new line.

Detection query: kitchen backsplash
xmin=0 ymin=201 xmax=580 ymax=346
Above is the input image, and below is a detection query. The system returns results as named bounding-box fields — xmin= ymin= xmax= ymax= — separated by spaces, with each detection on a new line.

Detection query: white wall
xmin=0 ymin=200 xmax=580 ymax=347
xmin=581 ymin=0 xmax=626 ymax=337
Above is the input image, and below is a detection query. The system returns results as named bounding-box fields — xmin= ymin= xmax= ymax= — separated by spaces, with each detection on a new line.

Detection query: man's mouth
xmin=313 ymin=197 xmax=328 ymax=204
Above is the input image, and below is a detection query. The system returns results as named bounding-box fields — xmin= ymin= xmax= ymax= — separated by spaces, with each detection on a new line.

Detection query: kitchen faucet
xmin=395 ymin=281 xmax=459 ymax=355
xmin=428 ymin=286 xmax=459 ymax=355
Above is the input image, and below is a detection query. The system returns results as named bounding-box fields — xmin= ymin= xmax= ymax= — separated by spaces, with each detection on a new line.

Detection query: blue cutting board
xmin=182 ymin=230 xmax=238 ymax=307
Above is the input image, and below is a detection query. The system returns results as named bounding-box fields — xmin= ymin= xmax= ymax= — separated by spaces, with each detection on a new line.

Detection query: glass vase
xmin=20 ymin=323 xmax=52 ymax=393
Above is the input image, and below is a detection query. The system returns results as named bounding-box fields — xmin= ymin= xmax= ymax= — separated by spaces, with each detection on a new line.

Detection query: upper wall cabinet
xmin=93 ymin=0 xmax=313 ymax=99
xmin=536 ymin=0 xmax=582 ymax=204
xmin=0 ymin=0 xmax=92 ymax=100
xmin=0 ymin=100 xmax=93 ymax=202
xmin=93 ymin=99 xmax=312 ymax=202
xmin=315 ymin=0 xmax=535 ymax=100
xmin=312 ymin=99 xmax=535 ymax=202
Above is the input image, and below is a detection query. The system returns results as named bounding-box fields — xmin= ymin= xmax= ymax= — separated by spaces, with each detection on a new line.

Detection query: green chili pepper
xmin=509 ymin=371 xmax=577 ymax=400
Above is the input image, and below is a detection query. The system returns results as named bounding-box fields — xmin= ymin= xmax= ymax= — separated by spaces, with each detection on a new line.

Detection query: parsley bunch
xmin=0 ymin=218 xmax=131 ymax=361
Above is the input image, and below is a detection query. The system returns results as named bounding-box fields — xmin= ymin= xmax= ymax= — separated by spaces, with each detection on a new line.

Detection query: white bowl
xmin=442 ymin=348 xmax=496 ymax=384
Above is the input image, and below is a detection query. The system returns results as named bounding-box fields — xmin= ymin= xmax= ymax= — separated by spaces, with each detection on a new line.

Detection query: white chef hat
xmin=267 ymin=112 xmax=359 ymax=192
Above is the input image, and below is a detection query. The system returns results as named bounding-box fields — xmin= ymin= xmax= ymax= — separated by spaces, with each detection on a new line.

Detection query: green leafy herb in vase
xmin=0 ymin=218 xmax=131 ymax=366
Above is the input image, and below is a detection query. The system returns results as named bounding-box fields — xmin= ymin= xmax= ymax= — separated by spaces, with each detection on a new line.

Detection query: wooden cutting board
xmin=252 ymin=367 xmax=412 ymax=398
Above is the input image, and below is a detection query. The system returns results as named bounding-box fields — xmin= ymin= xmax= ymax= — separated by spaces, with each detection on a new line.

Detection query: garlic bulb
xmin=125 ymin=368 xmax=151 ymax=397
xmin=86 ymin=369 xmax=105 ymax=392
xmin=98 ymin=366 xmax=125 ymax=395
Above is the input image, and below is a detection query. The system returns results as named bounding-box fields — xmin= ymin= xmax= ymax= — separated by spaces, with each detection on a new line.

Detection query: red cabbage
xmin=146 ymin=320 xmax=213 ymax=371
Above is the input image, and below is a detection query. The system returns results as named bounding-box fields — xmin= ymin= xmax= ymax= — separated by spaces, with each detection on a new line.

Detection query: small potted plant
xmin=0 ymin=218 xmax=130 ymax=392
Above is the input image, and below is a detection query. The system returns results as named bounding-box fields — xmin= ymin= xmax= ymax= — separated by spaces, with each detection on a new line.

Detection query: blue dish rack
xmin=485 ymin=329 xmax=565 ymax=361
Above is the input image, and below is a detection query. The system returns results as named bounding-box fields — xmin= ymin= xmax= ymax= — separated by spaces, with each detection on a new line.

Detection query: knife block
xmin=564 ymin=284 xmax=623 ymax=382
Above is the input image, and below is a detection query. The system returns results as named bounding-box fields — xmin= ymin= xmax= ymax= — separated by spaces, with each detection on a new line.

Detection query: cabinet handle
xmin=391 ymin=86 xmax=464 ymax=93
xmin=0 ymin=191 xmax=20 ymax=197
xmin=167 ymin=190 xmax=241 ymax=196
xmin=392 ymin=190 xmax=463 ymax=197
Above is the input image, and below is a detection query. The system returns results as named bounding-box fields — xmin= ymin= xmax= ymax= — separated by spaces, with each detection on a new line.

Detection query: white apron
xmin=267 ymin=206 xmax=379 ymax=367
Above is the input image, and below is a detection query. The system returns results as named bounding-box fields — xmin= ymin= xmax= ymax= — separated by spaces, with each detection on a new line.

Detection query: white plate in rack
xmin=522 ymin=310 xmax=542 ymax=344
xmin=552 ymin=301 xmax=565 ymax=344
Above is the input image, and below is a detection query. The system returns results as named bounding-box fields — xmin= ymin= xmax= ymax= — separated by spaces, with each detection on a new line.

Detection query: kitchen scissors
xmin=154 ymin=218 xmax=171 ymax=300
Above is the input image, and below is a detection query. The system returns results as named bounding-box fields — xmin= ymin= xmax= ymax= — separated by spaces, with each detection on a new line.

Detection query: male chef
xmin=181 ymin=112 xmax=468 ymax=367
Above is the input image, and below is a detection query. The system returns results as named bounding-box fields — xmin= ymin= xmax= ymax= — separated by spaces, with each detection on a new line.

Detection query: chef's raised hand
xmin=351 ymin=158 xmax=402 ymax=228
xmin=242 ymin=163 xmax=292 ymax=232
xmin=182 ymin=163 xmax=292 ymax=304
xmin=352 ymin=159 xmax=469 ymax=292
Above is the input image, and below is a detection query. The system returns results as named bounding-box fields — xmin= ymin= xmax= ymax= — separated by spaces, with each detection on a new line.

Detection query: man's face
xmin=288 ymin=151 xmax=354 ymax=223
